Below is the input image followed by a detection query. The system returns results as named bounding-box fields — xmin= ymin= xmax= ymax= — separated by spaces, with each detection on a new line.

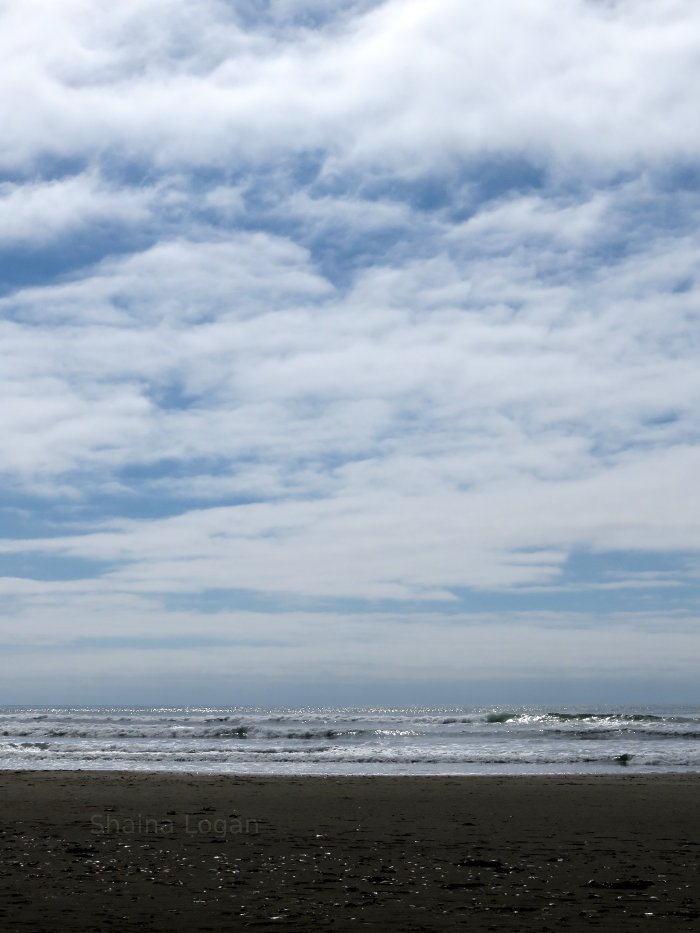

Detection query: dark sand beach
xmin=1 ymin=771 xmax=698 ymax=931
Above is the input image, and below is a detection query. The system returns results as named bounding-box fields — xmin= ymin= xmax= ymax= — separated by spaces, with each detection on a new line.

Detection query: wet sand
xmin=0 ymin=771 xmax=698 ymax=931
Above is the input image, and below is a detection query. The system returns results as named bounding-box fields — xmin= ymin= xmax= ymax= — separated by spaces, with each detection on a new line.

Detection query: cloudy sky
xmin=1 ymin=0 xmax=700 ymax=705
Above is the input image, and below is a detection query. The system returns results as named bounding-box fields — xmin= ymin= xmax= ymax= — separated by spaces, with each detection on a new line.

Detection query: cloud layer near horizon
xmin=1 ymin=0 xmax=700 ymax=701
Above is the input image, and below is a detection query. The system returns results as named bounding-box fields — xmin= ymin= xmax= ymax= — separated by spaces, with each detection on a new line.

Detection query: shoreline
xmin=3 ymin=762 xmax=698 ymax=776
xmin=1 ymin=771 xmax=699 ymax=930
xmin=2 ymin=766 xmax=700 ymax=776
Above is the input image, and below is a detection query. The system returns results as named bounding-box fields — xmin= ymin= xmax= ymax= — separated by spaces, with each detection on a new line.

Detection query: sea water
xmin=1 ymin=705 xmax=699 ymax=775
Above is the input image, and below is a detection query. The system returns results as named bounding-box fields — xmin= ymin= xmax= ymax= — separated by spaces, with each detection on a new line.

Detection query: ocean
xmin=1 ymin=705 xmax=699 ymax=775
xmin=0 ymin=707 xmax=700 ymax=775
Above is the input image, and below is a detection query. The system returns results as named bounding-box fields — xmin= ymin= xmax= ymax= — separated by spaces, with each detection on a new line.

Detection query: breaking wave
xmin=1 ymin=705 xmax=699 ymax=775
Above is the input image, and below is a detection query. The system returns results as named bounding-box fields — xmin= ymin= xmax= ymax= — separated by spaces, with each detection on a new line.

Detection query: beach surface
xmin=0 ymin=771 xmax=698 ymax=931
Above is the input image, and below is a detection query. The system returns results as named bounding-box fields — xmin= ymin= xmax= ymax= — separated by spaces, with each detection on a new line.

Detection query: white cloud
xmin=0 ymin=172 xmax=152 ymax=246
xmin=1 ymin=0 xmax=700 ymax=696
xmin=2 ymin=0 xmax=700 ymax=171
xmin=1 ymin=192 xmax=699 ymax=595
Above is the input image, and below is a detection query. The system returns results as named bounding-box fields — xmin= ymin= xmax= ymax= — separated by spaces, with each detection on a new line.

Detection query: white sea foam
xmin=1 ymin=706 xmax=699 ymax=775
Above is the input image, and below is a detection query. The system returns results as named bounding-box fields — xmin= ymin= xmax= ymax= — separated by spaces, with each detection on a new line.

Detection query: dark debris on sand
xmin=0 ymin=772 xmax=698 ymax=931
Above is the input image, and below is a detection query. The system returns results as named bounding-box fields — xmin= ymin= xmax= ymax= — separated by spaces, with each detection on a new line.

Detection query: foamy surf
xmin=1 ymin=705 xmax=699 ymax=775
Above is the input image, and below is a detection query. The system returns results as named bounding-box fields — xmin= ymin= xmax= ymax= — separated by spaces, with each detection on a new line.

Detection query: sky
xmin=1 ymin=0 xmax=700 ymax=706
